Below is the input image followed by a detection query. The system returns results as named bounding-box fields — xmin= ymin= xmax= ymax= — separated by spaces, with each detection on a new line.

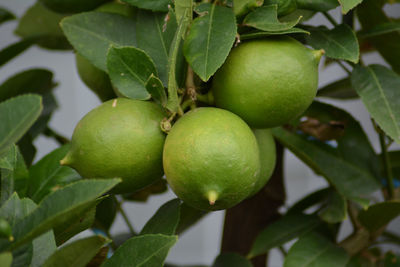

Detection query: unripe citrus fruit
xmin=75 ymin=1 xmax=135 ymax=102
xmin=61 ymin=98 xmax=166 ymax=194
xmin=163 ymin=107 xmax=261 ymax=211
xmin=212 ymin=36 xmax=323 ymax=128
xmin=249 ymin=129 xmax=276 ymax=197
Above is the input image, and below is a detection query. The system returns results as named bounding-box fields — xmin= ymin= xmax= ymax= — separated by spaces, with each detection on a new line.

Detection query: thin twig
xmin=113 ymin=196 xmax=136 ymax=235
xmin=336 ymin=60 xmax=352 ymax=75
xmin=44 ymin=127 xmax=69 ymax=145
xmin=323 ymin=12 xmax=338 ymax=27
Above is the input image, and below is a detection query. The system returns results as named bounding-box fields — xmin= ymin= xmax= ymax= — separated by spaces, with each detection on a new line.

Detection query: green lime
xmin=249 ymin=129 xmax=276 ymax=197
xmin=212 ymin=36 xmax=322 ymax=128
xmin=61 ymin=98 xmax=166 ymax=194
xmin=163 ymin=107 xmax=261 ymax=211
xmin=0 ymin=218 xmax=13 ymax=241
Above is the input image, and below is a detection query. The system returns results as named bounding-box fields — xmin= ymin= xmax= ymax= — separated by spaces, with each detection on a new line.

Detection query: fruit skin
xmin=61 ymin=98 xmax=166 ymax=194
xmin=75 ymin=1 xmax=135 ymax=102
xmin=75 ymin=53 xmax=116 ymax=102
xmin=163 ymin=107 xmax=261 ymax=211
xmin=212 ymin=36 xmax=321 ymax=128
xmin=249 ymin=129 xmax=276 ymax=197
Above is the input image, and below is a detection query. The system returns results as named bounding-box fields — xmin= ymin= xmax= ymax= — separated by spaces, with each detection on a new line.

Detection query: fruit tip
xmin=207 ymin=190 xmax=218 ymax=206
xmin=9 ymin=236 xmax=14 ymax=242
xmin=312 ymin=49 xmax=325 ymax=63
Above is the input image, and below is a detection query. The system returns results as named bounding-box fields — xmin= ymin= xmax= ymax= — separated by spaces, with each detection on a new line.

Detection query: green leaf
xmin=306 ymin=24 xmax=360 ymax=63
xmin=94 ymin=196 xmax=117 ymax=232
xmin=358 ymin=201 xmax=400 ymax=232
xmin=54 ymin=206 xmax=96 ymax=246
xmin=357 ymin=0 xmax=400 ymax=74
xmin=233 ymin=0 xmax=263 ymax=16
xmin=30 ymin=230 xmax=57 ymax=267
xmin=0 ymin=7 xmax=15 ymax=25
xmin=107 ymin=46 xmax=155 ymax=100
xmin=296 ymin=0 xmax=339 ymax=12
xmin=212 ymin=253 xmax=252 ymax=267
xmin=39 ymin=0 xmax=108 ymax=14
xmin=121 ymin=0 xmax=172 ymax=12
xmin=240 ymin=28 xmax=310 ymax=40
xmin=359 ymin=22 xmax=400 ymax=38
xmin=284 ymin=232 xmax=350 ymax=267
xmin=0 ymin=38 xmax=37 ymax=68
xmin=28 ymin=144 xmax=80 ymax=203
xmin=136 ymin=10 xmax=177 ymax=86
xmin=176 ymin=203 xmax=208 ymax=235
xmin=272 ymin=127 xmax=380 ymax=202
xmin=351 ymin=65 xmax=400 ymax=143
xmin=141 ymin=199 xmax=181 ymax=235
xmin=166 ymin=7 xmax=191 ymax=112
xmin=102 ymin=234 xmax=177 ymax=267
xmin=43 ymin=236 xmax=109 ymax=267
xmin=243 ymin=5 xmax=301 ymax=32
xmin=0 ymin=252 xmax=12 ymax=267
xmin=248 ymin=214 xmax=320 ymax=258
xmin=8 ymin=179 xmax=120 ymax=250
xmin=175 ymin=0 xmax=193 ymax=24
xmin=184 ymin=3 xmax=237 ymax=81
xmin=338 ymin=0 xmax=363 ymax=14
xmin=0 ymin=95 xmax=42 ymax=158
xmin=15 ymin=3 xmax=71 ymax=50
xmin=319 ymin=191 xmax=347 ymax=223
xmin=1 ymin=146 xmax=29 ymax=204
xmin=60 ymin=12 xmax=136 ymax=71
xmin=146 ymin=74 xmax=167 ymax=107
xmin=317 ymin=78 xmax=358 ymax=99
xmin=0 ymin=69 xmax=55 ymax=102
xmin=287 ymin=188 xmax=331 ymax=214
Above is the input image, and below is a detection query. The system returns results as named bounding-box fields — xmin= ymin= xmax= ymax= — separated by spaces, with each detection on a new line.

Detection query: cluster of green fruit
xmin=62 ymin=2 xmax=322 ymax=211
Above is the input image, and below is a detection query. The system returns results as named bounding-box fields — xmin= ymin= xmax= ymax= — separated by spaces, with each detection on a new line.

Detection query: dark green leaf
xmin=30 ymin=230 xmax=56 ymax=267
xmin=54 ymin=206 xmax=96 ymax=246
xmin=1 ymin=146 xmax=28 ymax=204
xmin=306 ymin=24 xmax=360 ymax=63
xmin=284 ymin=232 xmax=350 ymax=267
xmin=212 ymin=253 xmax=252 ymax=267
xmin=243 ymin=5 xmax=301 ymax=32
xmin=317 ymin=78 xmax=358 ymax=99
xmin=0 ymin=8 xmax=15 ymax=25
xmin=107 ymin=46 xmax=155 ymax=100
xmin=141 ymin=199 xmax=181 ymax=235
xmin=0 ymin=252 xmax=12 ymax=267
xmin=43 ymin=236 xmax=109 ymax=267
xmin=94 ymin=196 xmax=117 ymax=232
xmin=240 ymin=28 xmax=310 ymax=40
xmin=0 ymin=38 xmax=37 ymax=68
xmin=28 ymin=144 xmax=80 ymax=203
xmin=60 ymin=12 xmax=136 ymax=71
xmin=296 ymin=0 xmax=339 ymax=12
xmin=234 ymin=0 xmax=263 ymax=16
xmin=338 ymin=0 xmax=363 ymax=14
xmin=15 ymin=3 xmax=71 ymax=50
xmin=287 ymin=187 xmax=331 ymax=214
xmin=8 ymin=179 xmax=120 ymax=250
xmin=146 ymin=74 xmax=167 ymax=107
xmin=121 ymin=0 xmax=172 ymax=12
xmin=0 ymin=69 xmax=55 ymax=102
xmin=166 ymin=7 xmax=191 ymax=112
xmin=319 ymin=191 xmax=347 ymax=223
xmin=176 ymin=203 xmax=208 ymax=235
xmin=359 ymin=22 xmax=400 ymax=38
xmin=122 ymin=179 xmax=168 ymax=202
xmin=136 ymin=10 xmax=177 ymax=85
xmin=272 ymin=127 xmax=380 ymax=203
xmin=248 ymin=214 xmax=320 ymax=258
xmin=357 ymin=0 xmax=400 ymax=74
xmin=184 ymin=3 xmax=237 ymax=81
xmin=358 ymin=201 xmax=400 ymax=232
xmin=0 ymin=95 xmax=42 ymax=158
xmin=39 ymin=0 xmax=108 ymax=14
xmin=11 ymin=243 xmax=33 ymax=267
xmin=102 ymin=234 xmax=177 ymax=267
xmin=351 ymin=65 xmax=400 ymax=143
xmin=16 ymin=135 xmax=36 ymax=167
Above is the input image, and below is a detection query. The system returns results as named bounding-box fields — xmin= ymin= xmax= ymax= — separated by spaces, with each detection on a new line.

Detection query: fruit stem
xmin=312 ymin=49 xmax=325 ymax=63
xmin=208 ymin=190 xmax=218 ymax=205
xmin=44 ymin=127 xmax=69 ymax=145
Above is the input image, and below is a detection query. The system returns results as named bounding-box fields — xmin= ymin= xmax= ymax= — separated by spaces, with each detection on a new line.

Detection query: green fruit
xmin=163 ymin=107 xmax=261 ymax=211
xmin=40 ymin=0 xmax=108 ymax=14
xmin=75 ymin=53 xmax=116 ymax=102
xmin=75 ymin=1 xmax=135 ymax=102
xmin=249 ymin=129 xmax=276 ymax=197
xmin=212 ymin=36 xmax=322 ymax=128
xmin=0 ymin=218 xmax=13 ymax=241
xmin=264 ymin=0 xmax=297 ymax=16
xmin=61 ymin=98 xmax=166 ymax=194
